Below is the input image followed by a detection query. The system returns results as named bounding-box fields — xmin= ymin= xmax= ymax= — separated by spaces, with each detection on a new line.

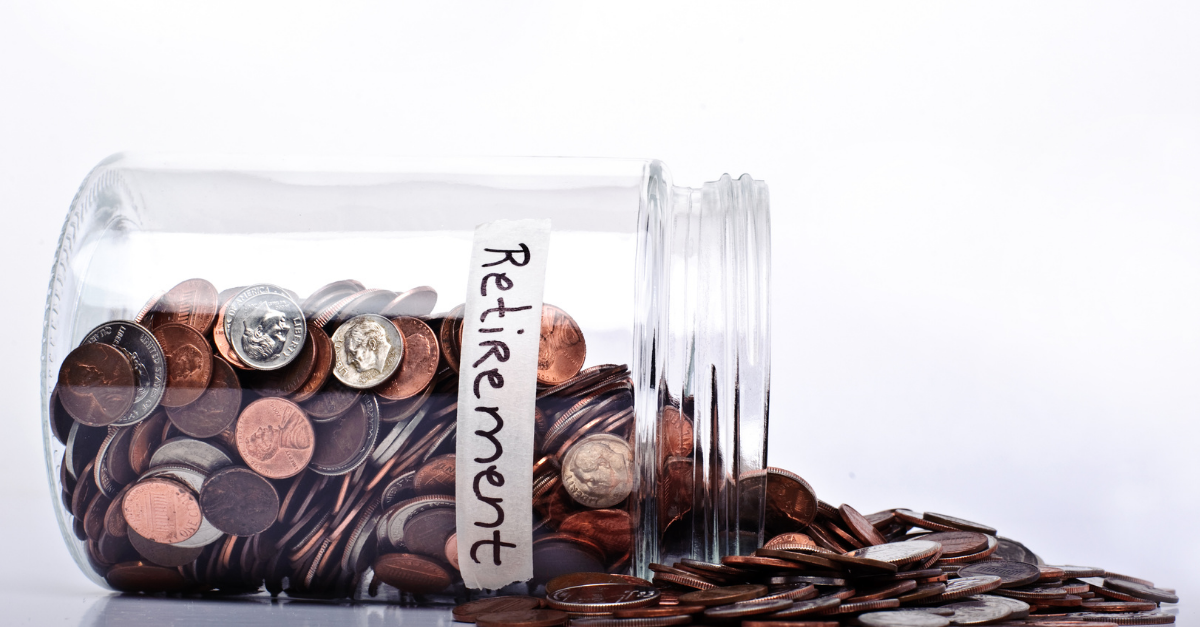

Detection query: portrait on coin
xmin=568 ymin=438 xmax=630 ymax=495
xmin=246 ymin=411 xmax=312 ymax=461
xmin=538 ymin=309 xmax=583 ymax=372
xmin=240 ymin=300 xmax=292 ymax=361
xmin=345 ymin=318 xmax=392 ymax=373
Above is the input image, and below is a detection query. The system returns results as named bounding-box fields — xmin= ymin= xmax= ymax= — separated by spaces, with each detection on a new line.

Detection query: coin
xmin=678 ymin=584 xmax=768 ymax=606
xmin=758 ymin=467 xmax=819 ymax=531
xmin=1101 ymin=578 xmax=1179 ymax=604
xmin=532 ymin=535 xmax=607 ymax=583
xmin=151 ymin=323 xmax=214 ymax=408
xmin=105 ymin=561 xmax=188 ymax=592
xmin=331 ymin=313 xmax=404 ymax=388
xmin=309 ymin=394 xmax=380 ymax=476
xmin=930 ymin=575 xmax=1003 ymax=602
xmin=224 ymin=284 xmax=307 ymax=370
xmin=58 ymin=343 xmax=137 ymax=427
xmin=122 ymin=477 xmax=203 ymax=544
xmin=922 ymin=512 xmax=996 ymax=536
xmin=536 ymin=304 xmax=587 ymax=386
xmin=938 ymin=597 xmax=1012 ymax=625
xmin=413 ymin=453 xmax=455 ymax=495
xmin=857 ymin=612 xmax=950 ymax=627
xmin=235 ymin=397 xmax=315 ymax=479
xmin=82 ymin=320 xmax=167 ymax=426
xmin=454 ymin=596 xmax=545 ymax=623
xmin=152 ymin=279 xmax=219 ymax=334
xmin=163 ymin=357 xmax=240 ymax=438
xmin=199 ymin=465 xmax=279 ymax=536
xmin=839 ymin=503 xmax=887 ymax=546
xmin=93 ymin=426 xmax=136 ymax=497
xmin=380 ymin=286 xmax=439 ymax=318
xmin=149 ymin=437 xmax=234 ymax=474
xmin=660 ymin=406 xmax=693 ymax=459
xmin=561 ymin=433 xmax=634 ymax=508
xmin=376 ymin=317 xmax=439 ymax=400
xmin=372 ymin=552 xmax=452 ymax=594
xmin=475 ymin=610 xmax=569 ymax=627
xmin=302 ymin=376 xmax=362 ymax=421
xmin=559 ymin=509 xmax=634 ymax=559
xmin=846 ymin=541 xmax=942 ymax=567
xmin=958 ymin=560 xmax=1041 ymax=588
xmin=919 ymin=531 xmax=989 ymax=557
xmin=615 ymin=606 xmax=706 ymax=618
xmin=546 ymin=583 xmax=661 ymax=611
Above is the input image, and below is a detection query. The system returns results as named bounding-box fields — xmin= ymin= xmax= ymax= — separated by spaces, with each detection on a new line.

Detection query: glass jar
xmin=40 ymin=154 xmax=770 ymax=600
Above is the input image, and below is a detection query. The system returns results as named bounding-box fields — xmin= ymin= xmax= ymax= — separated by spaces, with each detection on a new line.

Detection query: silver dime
xmin=561 ymin=433 xmax=634 ymax=508
xmin=309 ymin=394 xmax=380 ymax=476
xmin=81 ymin=320 xmax=166 ymax=426
xmin=968 ymin=594 xmax=1029 ymax=620
xmin=149 ymin=437 xmax=234 ymax=474
xmin=379 ymin=496 xmax=455 ymax=552
xmin=331 ymin=314 xmax=404 ymax=389
xmin=380 ymin=470 xmax=418 ymax=510
xmin=369 ymin=404 xmax=432 ymax=467
xmin=939 ymin=598 xmax=1012 ymax=625
xmin=223 ymin=285 xmax=307 ymax=371
xmin=858 ymin=611 xmax=950 ymax=627
xmin=93 ymin=426 xmax=136 ymax=498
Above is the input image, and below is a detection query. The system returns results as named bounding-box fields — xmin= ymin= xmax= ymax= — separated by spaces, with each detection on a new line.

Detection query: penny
xmin=1102 ymin=578 xmax=1179 ymax=604
xmin=122 ymin=477 xmax=203 ymax=544
xmin=331 ymin=313 xmax=404 ymax=389
xmin=82 ymin=491 xmax=112 ymax=540
xmin=849 ymin=580 xmax=918 ymax=602
xmin=893 ymin=509 xmax=958 ymax=532
xmin=754 ymin=549 xmax=839 ymax=570
xmin=372 ymin=552 xmax=452 ymax=594
xmin=938 ymin=598 xmax=1013 ymax=625
xmin=374 ymin=317 xmax=439 ymax=400
xmin=959 ymin=560 xmax=1041 ymax=588
xmin=920 ymin=531 xmax=989 ymax=557
xmin=283 ymin=323 xmax=332 ymax=403
xmin=105 ymin=561 xmax=188 ymax=592
xmin=134 ymin=290 xmax=167 ymax=326
xmin=57 ymin=343 xmax=137 ymax=427
xmin=993 ymin=584 xmax=1070 ymax=601
xmin=475 ymin=610 xmax=569 ymax=627
xmin=246 ymin=324 xmax=320 ymax=398
xmin=163 ymin=356 xmax=241 ymax=438
xmin=994 ymin=536 xmax=1040 ymax=565
xmin=199 ymin=465 xmax=279 ymax=536
xmin=922 ymin=512 xmax=997 ymax=536
xmin=380 ymin=285 xmax=439 ymax=318
xmin=454 ymin=596 xmax=545 ymax=622
xmin=760 ymin=585 xmax=819 ymax=603
xmin=224 ymin=284 xmax=307 ymax=370
xmin=546 ymin=583 xmax=661 ymax=611
xmin=561 ymin=433 xmax=634 ymax=508
xmin=532 ymin=535 xmax=607 ymax=583
xmin=127 ymin=527 xmax=205 ymax=567
xmin=839 ymin=503 xmax=888 ymax=546
xmin=757 ymin=467 xmax=819 ymax=531
xmin=48 ymin=387 xmax=74 ymax=445
xmin=127 ymin=411 xmax=167 ymax=475
xmin=81 ymin=320 xmax=167 ymax=426
xmin=678 ymin=584 xmax=768 ymax=607
xmin=857 ymin=612 xmax=950 ymax=627
xmin=439 ymin=304 xmax=465 ymax=373
xmin=413 ymin=453 xmax=455 ymax=495
xmin=1065 ymin=610 xmax=1176 ymax=624
xmin=235 ymin=397 xmax=315 ymax=479
xmin=309 ymin=394 xmax=380 ymax=475
xmin=897 ymin=583 xmax=947 ymax=603
xmin=402 ymin=507 xmax=456 ymax=559
xmin=559 ymin=509 xmax=633 ymax=559
xmin=70 ymin=460 xmax=100 ymax=519
xmin=537 ymin=304 xmax=587 ymax=386
xmin=153 ymin=279 xmax=219 ymax=334
xmin=704 ymin=597 xmax=794 ymax=619
xmin=302 ymin=376 xmax=363 ymax=421
xmin=444 ymin=533 xmax=459 ymax=570
xmin=846 ymin=541 xmax=943 ymax=567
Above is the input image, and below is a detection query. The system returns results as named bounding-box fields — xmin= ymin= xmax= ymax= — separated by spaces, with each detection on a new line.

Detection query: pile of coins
xmin=451 ymin=474 xmax=1179 ymax=626
xmin=51 ymin=278 xmax=638 ymax=596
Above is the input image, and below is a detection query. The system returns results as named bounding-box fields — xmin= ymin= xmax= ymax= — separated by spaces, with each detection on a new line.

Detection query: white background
xmin=1 ymin=2 xmax=1196 ymax=624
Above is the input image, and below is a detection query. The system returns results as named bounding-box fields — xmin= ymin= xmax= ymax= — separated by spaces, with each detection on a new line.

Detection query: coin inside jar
xmin=308 ymin=395 xmax=380 ymax=476
xmin=235 ymin=397 xmax=315 ymax=479
xmin=81 ymin=320 xmax=167 ymax=426
xmin=154 ymin=323 xmax=215 ymax=408
xmin=413 ymin=454 xmax=455 ymax=495
xmin=151 ymin=278 xmax=219 ymax=334
xmin=223 ymin=284 xmax=307 ymax=371
xmin=537 ymin=304 xmax=586 ymax=386
xmin=372 ymin=552 xmax=453 ymax=594
xmin=122 ymin=477 xmax=203 ymax=545
xmin=163 ymin=356 xmax=241 ymax=438
xmin=331 ymin=313 xmax=404 ymax=389
xmin=57 ymin=343 xmax=137 ymax=427
xmin=561 ymin=433 xmax=633 ymax=509
xmin=375 ymin=317 xmax=439 ymax=401
xmin=200 ymin=465 xmax=280 ymax=537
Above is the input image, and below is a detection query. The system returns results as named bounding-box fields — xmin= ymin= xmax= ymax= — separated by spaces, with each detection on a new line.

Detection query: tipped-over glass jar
xmin=41 ymin=154 xmax=770 ymax=601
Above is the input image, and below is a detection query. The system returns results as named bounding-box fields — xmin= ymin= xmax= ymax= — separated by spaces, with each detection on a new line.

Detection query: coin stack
xmin=52 ymin=278 xmax=639 ymax=597
xmin=450 ymin=473 xmax=1179 ymax=626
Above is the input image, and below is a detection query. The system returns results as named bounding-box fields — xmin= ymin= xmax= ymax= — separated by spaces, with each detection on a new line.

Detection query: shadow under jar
xmin=41 ymin=154 xmax=771 ymax=600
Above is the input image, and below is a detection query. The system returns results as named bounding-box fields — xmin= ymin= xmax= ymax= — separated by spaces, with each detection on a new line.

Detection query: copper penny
xmin=246 ymin=322 xmax=320 ymax=397
xmin=537 ymin=304 xmax=587 ymax=386
xmin=439 ymin=304 xmax=464 ymax=373
xmin=445 ymin=533 xmax=459 ymax=570
xmin=678 ymin=584 xmax=768 ymax=607
xmin=920 ymin=531 xmax=989 ymax=557
xmin=558 ymin=509 xmax=633 ymax=559
xmin=614 ymin=606 xmax=706 ymax=618
xmin=1101 ymin=578 xmax=1179 ymax=604
xmin=660 ymin=406 xmax=694 ymax=459
xmin=413 ymin=454 xmax=455 ymax=495
xmin=756 ymin=467 xmax=819 ymax=531
xmin=454 ymin=596 xmax=544 ymax=622
xmin=235 ymin=397 xmax=315 ymax=479
xmin=765 ymin=533 xmax=818 ymax=550
xmin=402 ymin=507 xmax=456 ymax=559
xmin=200 ymin=465 xmax=280 ymax=536
xmin=105 ymin=561 xmax=189 ymax=592
xmin=376 ymin=317 xmax=439 ymax=401
xmin=839 ymin=503 xmax=888 ymax=546
xmin=289 ymin=323 xmax=333 ymax=403
xmin=922 ymin=512 xmax=996 ymax=535
xmin=212 ymin=290 xmax=251 ymax=370
xmin=164 ymin=357 xmax=241 ymax=438
xmin=127 ymin=411 xmax=168 ymax=476
xmin=373 ymin=552 xmax=453 ymax=594
xmin=49 ymin=386 xmax=74 ymax=445
xmin=847 ymin=580 xmax=918 ymax=602
xmin=475 ymin=610 xmax=569 ymax=627
xmin=58 ymin=343 xmax=137 ymax=427
xmin=153 ymin=279 xmax=219 ymax=334
xmin=753 ymin=549 xmax=839 ymax=570
xmin=546 ymin=573 xmax=634 ymax=595
xmin=153 ymin=323 xmax=214 ymax=407
xmin=532 ymin=535 xmax=607 ymax=583
xmin=122 ymin=477 xmax=203 ymax=544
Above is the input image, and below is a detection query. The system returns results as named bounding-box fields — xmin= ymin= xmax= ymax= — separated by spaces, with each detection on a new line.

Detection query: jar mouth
xmin=632 ymin=163 xmax=771 ymax=575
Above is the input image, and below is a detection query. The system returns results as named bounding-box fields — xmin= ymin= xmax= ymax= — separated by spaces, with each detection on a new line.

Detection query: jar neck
xmin=633 ymin=163 xmax=771 ymax=574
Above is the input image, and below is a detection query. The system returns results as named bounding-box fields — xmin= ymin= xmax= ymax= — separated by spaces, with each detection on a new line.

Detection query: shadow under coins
xmin=78 ymin=593 xmax=457 ymax=627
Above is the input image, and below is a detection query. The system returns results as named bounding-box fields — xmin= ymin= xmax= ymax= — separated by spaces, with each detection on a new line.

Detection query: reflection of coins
xmin=58 ymin=343 xmax=136 ymax=427
xmin=537 ymin=304 xmax=586 ymax=386
xmin=224 ymin=285 xmax=307 ymax=371
xmin=122 ymin=478 xmax=203 ymax=544
xmin=153 ymin=323 xmax=213 ymax=407
xmin=561 ymin=433 xmax=634 ymax=508
xmin=234 ymin=397 xmax=315 ymax=479
xmin=331 ymin=314 xmax=404 ymax=389
xmin=82 ymin=320 xmax=167 ymax=426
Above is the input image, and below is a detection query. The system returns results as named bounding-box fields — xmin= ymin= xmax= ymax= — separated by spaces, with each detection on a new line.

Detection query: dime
xmin=372 ymin=552 xmax=453 ymax=594
xmin=959 ymin=560 xmax=1041 ymax=588
xmin=58 ymin=343 xmax=137 ymax=427
xmin=94 ymin=427 xmax=136 ymax=497
xmin=559 ymin=509 xmax=633 ymax=559
xmin=413 ymin=454 xmax=455 ymax=495
xmin=846 ymin=541 xmax=943 ymax=567
xmin=82 ymin=320 xmax=167 ymax=426
xmin=475 ymin=610 xmax=569 ymax=627
xmin=454 ymin=596 xmax=544 ymax=623
xmin=561 ymin=433 xmax=634 ymax=508
xmin=546 ymin=583 xmax=661 ymax=611
xmin=152 ymin=323 xmax=214 ymax=407
xmin=224 ymin=284 xmax=307 ymax=370
xmin=309 ymin=394 xmax=380 ymax=475
xmin=1059 ymin=565 xmax=1107 ymax=578
xmin=152 ymin=279 xmax=219 ymax=334
xmin=857 ymin=612 xmax=950 ymax=627
xmin=122 ymin=477 xmax=203 ymax=544
xmin=380 ymin=286 xmax=439 ymax=318
xmin=331 ymin=313 xmax=404 ymax=389
xmin=300 ymin=280 xmax=364 ymax=318
xmin=971 ymin=594 xmax=1030 ymax=619
xmin=938 ymin=597 xmax=1012 ymax=625
xmin=930 ymin=575 xmax=1003 ymax=602
xmin=922 ymin=512 xmax=996 ymax=536
xmin=1064 ymin=611 xmax=1177 ymax=624
xmin=537 ymin=304 xmax=587 ymax=386
xmin=200 ymin=466 xmax=280 ymax=536
xmin=235 ymin=397 xmax=315 ymax=479
xmin=376 ymin=317 xmax=439 ymax=400
xmin=149 ymin=437 xmax=234 ymax=474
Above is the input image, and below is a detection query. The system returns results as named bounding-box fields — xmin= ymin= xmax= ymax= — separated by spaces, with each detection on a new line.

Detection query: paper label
xmin=456 ymin=218 xmax=551 ymax=589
